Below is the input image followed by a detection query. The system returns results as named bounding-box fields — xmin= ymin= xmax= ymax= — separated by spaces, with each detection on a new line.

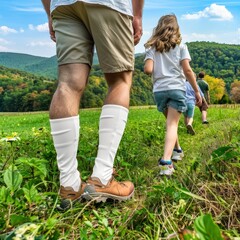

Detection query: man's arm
xmin=132 ymin=0 xmax=144 ymax=45
xmin=41 ymin=0 xmax=51 ymax=17
xmin=41 ymin=0 xmax=56 ymax=41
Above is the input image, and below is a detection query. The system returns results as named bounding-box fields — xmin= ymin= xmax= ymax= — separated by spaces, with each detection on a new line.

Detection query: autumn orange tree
xmin=230 ymin=80 xmax=240 ymax=103
xmin=204 ymin=75 xmax=225 ymax=103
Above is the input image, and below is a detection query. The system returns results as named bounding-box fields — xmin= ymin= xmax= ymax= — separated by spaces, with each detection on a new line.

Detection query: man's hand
xmin=132 ymin=16 xmax=142 ymax=45
xmin=132 ymin=0 xmax=144 ymax=45
xmin=48 ymin=17 xmax=56 ymax=42
xmin=41 ymin=0 xmax=55 ymax=42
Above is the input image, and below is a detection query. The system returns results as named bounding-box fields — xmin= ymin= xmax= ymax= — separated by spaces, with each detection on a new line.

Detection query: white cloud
xmin=182 ymin=3 xmax=233 ymax=21
xmin=0 ymin=26 xmax=18 ymax=35
xmin=0 ymin=38 xmax=9 ymax=44
xmin=14 ymin=7 xmax=44 ymax=12
xmin=28 ymin=24 xmax=34 ymax=31
xmin=182 ymin=33 xmax=217 ymax=42
xmin=28 ymin=41 xmax=55 ymax=47
xmin=28 ymin=23 xmax=49 ymax=32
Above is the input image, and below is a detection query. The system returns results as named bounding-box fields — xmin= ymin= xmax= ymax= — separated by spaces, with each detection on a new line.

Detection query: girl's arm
xmin=144 ymin=59 xmax=154 ymax=75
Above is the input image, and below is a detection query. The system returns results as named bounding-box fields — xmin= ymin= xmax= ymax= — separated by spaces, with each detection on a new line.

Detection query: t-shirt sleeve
xmin=205 ymin=82 xmax=209 ymax=91
xmin=180 ymin=44 xmax=191 ymax=61
xmin=144 ymin=47 xmax=154 ymax=62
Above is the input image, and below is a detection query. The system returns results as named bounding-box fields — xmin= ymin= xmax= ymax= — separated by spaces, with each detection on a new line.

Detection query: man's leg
xmin=50 ymin=64 xmax=90 ymax=204
xmin=50 ymin=64 xmax=89 ymax=119
xmin=91 ymin=71 xmax=132 ymax=183
xmin=202 ymin=110 xmax=208 ymax=122
xmin=84 ymin=71 xmax=134 ymax=202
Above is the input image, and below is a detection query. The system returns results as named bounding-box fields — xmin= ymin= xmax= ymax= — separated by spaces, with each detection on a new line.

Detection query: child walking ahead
xmin=184 ymin=78 xmax=204 ymax=135
xmin=144 ymin=14 xmax=202 ymax=175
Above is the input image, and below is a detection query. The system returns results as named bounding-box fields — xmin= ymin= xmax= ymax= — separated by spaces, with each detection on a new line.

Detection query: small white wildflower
xmin=12 ymin=237 xmax=21 ymax=240
xmin=179 ymin=199 xmax=186 ymax=208
xmin=29 ymin=223 xmax=38 ymax=230
xmin=15 ymin=225 xmax=26 ymax=235
xmin=1 ymin=136 xmax=20 ymax=142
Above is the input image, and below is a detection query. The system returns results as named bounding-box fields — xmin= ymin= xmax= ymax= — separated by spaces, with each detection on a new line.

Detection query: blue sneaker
xmin=158 ymin=159 xmax=174 ymax=175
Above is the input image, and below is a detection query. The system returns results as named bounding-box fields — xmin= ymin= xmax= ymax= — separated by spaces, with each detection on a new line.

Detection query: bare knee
xmin=104 ymin=71 xmax=132 ymax=107
xmin=58 ymin=63 xmax=90 ymax=94
xmin=105 ymin=71 xmax=132 ymax=90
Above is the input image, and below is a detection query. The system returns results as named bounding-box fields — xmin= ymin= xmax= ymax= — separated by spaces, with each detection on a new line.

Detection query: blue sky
xmin=0 ymin=0 xmax=240 ymax=57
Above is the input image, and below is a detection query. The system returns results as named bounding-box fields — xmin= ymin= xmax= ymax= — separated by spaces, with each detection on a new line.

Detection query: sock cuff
xmin=102 ymin=104 xmax=129 ymax=114
xmin=159 ymin=159 xmax=172 ymax=165
xmin=50 ymin=115 xmax=80 ymax=133
xmin=174 ymin=148 xmax=182 ymax=153
xmin=50 ymin=115 xmax=79 ymax=123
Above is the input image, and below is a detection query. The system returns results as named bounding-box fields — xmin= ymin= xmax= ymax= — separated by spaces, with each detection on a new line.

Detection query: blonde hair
xmin=144 ymin=14 xmax=182 ymax=53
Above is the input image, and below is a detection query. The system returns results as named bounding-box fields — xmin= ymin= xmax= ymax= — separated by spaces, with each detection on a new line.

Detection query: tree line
xmin=0 ymin=41 xmax=240 ymax=112
xmin=0 ymin=65 xmax=154 ymax=112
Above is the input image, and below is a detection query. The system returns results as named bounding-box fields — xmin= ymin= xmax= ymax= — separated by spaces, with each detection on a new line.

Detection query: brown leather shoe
xmin=82 ymin=177 xmax=134 ymax=202
xmin=57 ymin=182 xmax=86 ymax=211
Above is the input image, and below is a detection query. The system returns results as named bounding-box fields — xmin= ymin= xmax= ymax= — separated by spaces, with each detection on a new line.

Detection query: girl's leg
xmin=174 ymin=136 xmax=181 ymax=150
xmin=162 ymin=107 xmax=181 ymax=160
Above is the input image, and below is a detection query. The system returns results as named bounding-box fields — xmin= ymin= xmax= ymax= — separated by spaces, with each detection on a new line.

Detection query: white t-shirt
xmin=50 ymin=0 xmax=133 ymax=16
xmin=144 ymin=43 xmax=191 ymax=93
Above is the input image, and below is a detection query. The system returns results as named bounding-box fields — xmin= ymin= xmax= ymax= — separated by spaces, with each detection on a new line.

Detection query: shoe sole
xmin=159 ymin=165 xmax=174 ymax=175
xmin=172 ymin=152 xmax=184 ymax=161
xmin=172 ymin=156 xmax=182 ymax=161
xmin=81 ymin=185 xmax=134 ymax=203
xmin=57 ymin=196 xmax=83 ymax=211
xmin=187 ymin=125 xmax=195 ymax=135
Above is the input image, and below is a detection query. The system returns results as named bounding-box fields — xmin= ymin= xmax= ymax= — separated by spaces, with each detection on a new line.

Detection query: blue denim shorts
xmin=154 ymin=90 xmax=187 ymax=113
xmin=183 ymin=103 xmax=195 ymax=118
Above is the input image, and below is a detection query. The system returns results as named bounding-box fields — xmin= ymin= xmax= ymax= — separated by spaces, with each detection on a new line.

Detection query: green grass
xmin=0 ymin=106 xmax=239 ymax=240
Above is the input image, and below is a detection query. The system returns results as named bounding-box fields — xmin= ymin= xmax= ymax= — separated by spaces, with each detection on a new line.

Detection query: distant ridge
xmin=0 ymin=41 xmax=240 ymax=87
xmin=0 ymin=52 xmax=99 ymax=79
xmin=0 ymin=52 xmax=57 ymax=79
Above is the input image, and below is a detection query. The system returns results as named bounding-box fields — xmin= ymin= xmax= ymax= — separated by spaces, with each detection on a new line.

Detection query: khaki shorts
xmin=52 ymin=2 xmax=134 ymax=73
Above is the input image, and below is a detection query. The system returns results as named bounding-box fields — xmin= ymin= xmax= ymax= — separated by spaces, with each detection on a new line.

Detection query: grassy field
xmin=0 ymin=105 xmax=239 ymax=240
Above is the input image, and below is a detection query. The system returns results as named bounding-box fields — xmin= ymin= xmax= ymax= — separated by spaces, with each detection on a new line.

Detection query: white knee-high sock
xmin=50 ymin=116 xmax=80 ymax=191
xmin=91 ymin=104 xmax=129 ymax=185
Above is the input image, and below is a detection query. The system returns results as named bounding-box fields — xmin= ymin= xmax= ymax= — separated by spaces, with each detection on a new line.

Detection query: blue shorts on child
xmin=154 ymin=90 xmax=187 ymax=113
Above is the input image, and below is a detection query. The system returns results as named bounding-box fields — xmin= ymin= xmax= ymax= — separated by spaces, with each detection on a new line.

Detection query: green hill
xmin=0 ymin=65 xmax=56 ymax=112
xmin=0 ymin=52 xmax=57 ymax=79
xmin=0 ymin=41 xmax=240 ymax=111
xmin=0 ymin=52 xmax=99 ymax=79
xmin=1 ymin=42 xmax=240 ymax=89
xmin=0 ymin=52 xmax=46 ymax=68
xmin=186 ymin=42 xmax=240 ymax=90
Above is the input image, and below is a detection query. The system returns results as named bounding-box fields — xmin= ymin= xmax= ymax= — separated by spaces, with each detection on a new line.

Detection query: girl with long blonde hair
xmin=144 ymin=14 xmax=202 ymax=175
